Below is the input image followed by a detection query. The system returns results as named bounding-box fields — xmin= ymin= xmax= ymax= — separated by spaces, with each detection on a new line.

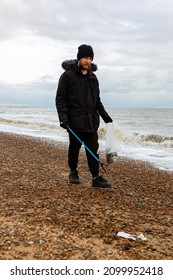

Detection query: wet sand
xmin=0 ymin=132 xmax=172 ymax=259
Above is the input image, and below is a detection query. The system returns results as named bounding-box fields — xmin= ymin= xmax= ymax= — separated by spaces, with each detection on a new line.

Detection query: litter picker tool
xmin=67 ymin=126 xmax=107 ymax=173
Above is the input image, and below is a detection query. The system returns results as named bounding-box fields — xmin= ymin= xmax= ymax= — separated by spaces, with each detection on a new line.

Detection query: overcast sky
xmin=0 ymin=0 xmax=173 ymax=108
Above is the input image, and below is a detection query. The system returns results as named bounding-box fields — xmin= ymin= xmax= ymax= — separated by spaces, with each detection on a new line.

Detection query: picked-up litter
xmin=105 ymin=123 xmax=121 ymax=164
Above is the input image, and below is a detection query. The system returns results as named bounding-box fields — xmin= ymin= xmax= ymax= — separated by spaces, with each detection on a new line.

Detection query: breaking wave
xmin=0 ymin=118 xmax=58 ymax=131
xmin=137 ymin=134 xmax=173 ymax=147
xmin=98 ymin=126 xmax=173 ymax=148
xmin=1 ymin=117 xmax=173 ymax=149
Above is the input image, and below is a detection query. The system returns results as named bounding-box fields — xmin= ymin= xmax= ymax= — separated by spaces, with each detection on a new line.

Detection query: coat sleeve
xmin=55 ymin=72 xmax=69 ymax=124
xmin=95 ymin=79 xmax=113 ymax=123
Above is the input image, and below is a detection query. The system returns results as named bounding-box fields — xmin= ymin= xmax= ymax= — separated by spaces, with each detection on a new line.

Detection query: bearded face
xmin=78 ymin=57 xmax=92 ymax=71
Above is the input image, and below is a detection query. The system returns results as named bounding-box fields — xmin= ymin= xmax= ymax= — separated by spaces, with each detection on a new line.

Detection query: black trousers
xmin=68 ymin=131 xmax=99 ymax=178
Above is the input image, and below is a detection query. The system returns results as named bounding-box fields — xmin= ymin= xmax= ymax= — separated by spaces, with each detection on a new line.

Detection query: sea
xmin=0 ymin=105 xmax=173 ymax=172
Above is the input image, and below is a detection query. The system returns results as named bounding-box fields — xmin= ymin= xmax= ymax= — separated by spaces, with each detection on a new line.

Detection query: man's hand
xmin=105 ymin=116 xmax=113 ymax=123
xmin=60 ymin=121 xmax=69 ymax=129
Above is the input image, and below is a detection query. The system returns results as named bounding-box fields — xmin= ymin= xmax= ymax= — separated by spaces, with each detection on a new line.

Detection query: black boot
xmin=69 ymin=170 xmax=80 ymax=184
xmin=92 ymin=176 xmax=111 ymax=188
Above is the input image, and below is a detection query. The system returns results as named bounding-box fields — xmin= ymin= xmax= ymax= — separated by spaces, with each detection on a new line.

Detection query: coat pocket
xmin=68 ymin=110 xmax=85 ymax=130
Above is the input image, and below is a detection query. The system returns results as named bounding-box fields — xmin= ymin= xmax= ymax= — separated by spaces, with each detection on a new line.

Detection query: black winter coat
xmin=56 ymin=59 xmax=112 ymax=132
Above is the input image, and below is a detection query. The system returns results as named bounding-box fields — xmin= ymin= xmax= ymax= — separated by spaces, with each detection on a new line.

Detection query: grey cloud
xmin=1 ymin=0 xmax=172 ymax=42
xmin=0 ymin=77 xmax=57 ymax=106
xmin=0 ymin=0 xmax=173 ymax=108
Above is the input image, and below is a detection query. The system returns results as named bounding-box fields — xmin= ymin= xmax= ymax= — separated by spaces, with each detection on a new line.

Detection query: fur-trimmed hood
xmin=61 ymin=59 xmax=98 ymax=72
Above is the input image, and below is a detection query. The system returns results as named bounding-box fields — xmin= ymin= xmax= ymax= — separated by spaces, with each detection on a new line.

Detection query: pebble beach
xmin=0 ymin=132 xmax=173 ymax=260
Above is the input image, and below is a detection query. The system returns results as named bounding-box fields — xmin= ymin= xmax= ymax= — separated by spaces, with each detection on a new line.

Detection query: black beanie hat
xmin=77 ymin=44 xmax=94 ymax=60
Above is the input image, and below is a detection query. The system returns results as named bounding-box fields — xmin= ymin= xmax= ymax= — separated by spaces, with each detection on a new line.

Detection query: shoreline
xmin=0 ymin=131 xmax=173 ymax=260
xmin=1 ymin=130 xmax=173 ymax=173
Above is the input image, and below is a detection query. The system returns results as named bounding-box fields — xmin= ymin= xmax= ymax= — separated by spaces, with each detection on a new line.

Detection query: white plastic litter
xmin=105 ymin=123 xmax=121 ymax=164
xmin=137 ymin=233 xmax=147 ymax=241
xmin=117 ymin=231 xmax=136 ymax=240
xmin=117 ymin=232 xmax=147 ymax=242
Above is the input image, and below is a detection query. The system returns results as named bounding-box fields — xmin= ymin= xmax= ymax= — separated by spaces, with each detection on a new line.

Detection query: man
xmin=56 ymin=44 xmax=112 ymax=188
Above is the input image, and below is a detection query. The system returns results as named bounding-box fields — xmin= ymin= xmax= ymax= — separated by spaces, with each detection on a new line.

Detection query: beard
xmin=78 ymin=61 xmax=91 ymax=71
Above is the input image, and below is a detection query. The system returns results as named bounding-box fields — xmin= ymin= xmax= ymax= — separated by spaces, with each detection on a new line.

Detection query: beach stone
xmin=6 ymin=240 xmax=12 ymax=244
xmin=27 ymin=241 xmax=34 ymax=245
xmin=145 ymin=228 xmax=153 ymax=233
xmin=38 ymin=239 xmax=45 ymax=244
xmin=127 ymin=193 xmax=134 ymax=197
xmin=1 ymin=132 xmax=173 ymax=260
xmin=125 ymin=245 xmax=131 ymax=250
xmin=134 ymin=202 xmax=144 ymax=207
xmin=151 ymin=247 xmax=157 ymax=251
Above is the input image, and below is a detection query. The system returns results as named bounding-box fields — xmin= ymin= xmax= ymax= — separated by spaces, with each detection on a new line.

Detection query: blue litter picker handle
xmin=67 ymin=126 xmax=99 ymax=161
xmin=67 ymin=126 xmax=106 ymax=172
